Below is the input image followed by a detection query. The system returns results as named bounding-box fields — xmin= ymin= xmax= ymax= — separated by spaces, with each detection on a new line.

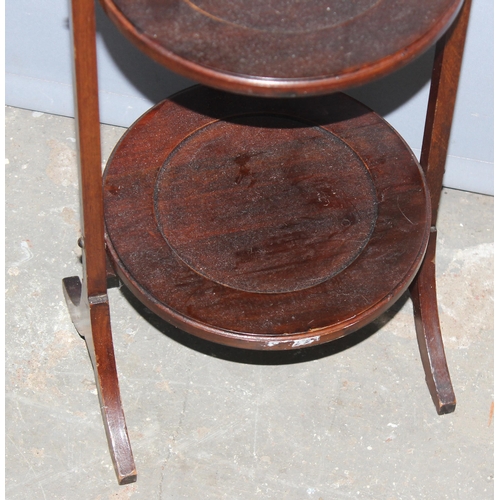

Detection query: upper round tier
xmin=99 ymin=0 xmax=463 ymax=96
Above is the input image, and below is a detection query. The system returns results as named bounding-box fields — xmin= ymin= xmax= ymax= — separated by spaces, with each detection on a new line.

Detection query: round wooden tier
xmin=99 ymin=0 xmax=463 ymax=96
xmin=103 ymin=86 xmax=430 ymax=350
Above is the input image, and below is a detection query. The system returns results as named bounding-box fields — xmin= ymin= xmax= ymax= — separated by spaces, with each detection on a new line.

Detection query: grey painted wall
xmin=6 ymin=0 xmax=493 ymax=195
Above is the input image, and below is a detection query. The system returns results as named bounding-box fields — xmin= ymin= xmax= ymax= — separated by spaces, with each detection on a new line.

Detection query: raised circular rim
xmin=154 ymin=113 xmax=378 ymax=294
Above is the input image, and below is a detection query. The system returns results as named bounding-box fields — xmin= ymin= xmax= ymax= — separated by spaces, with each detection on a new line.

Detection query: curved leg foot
xmin=63 ymin=277 xmax=137 ymax=484
xmin=410 ymin=231 xmax=456 ymax=415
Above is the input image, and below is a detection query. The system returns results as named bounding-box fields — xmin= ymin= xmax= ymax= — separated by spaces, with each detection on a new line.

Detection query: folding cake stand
xmin=63 ymin=0 xmax=471 ymax=484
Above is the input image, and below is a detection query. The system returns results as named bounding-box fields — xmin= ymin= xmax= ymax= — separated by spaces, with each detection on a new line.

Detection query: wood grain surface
xmin=99 ymin=0 xmax=463 ymax=96
xmin=103 ymin=87 xmax=431 ymax=349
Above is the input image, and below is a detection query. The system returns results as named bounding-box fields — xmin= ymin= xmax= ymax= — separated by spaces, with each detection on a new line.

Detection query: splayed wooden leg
xmin=411 ymin=0 xmax=471 ymax=414
xmin=410 ymin=232 xmax=455 ymax=415
xmin=63 ymin=276 xmax=137 ymax=484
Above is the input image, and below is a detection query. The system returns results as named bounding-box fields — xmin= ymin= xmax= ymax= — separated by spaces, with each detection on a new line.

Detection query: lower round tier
xmin=103 ymin=86 xmax=430 ymax=350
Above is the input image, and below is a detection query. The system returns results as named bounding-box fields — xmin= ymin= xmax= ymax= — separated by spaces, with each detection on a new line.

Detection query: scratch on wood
xmin=397 ymin=195 xmax=416 ymax=225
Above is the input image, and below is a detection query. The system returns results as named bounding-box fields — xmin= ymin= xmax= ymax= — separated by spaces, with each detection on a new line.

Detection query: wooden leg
xmin=410 ymin=232 xmax=455 ymax=414
xmin=63 ymin=0 xmax=136 ymax=483
xmin=410 ymin=0 xmax=472 ymax=414
xmin=63 ymin=277 xmax=137 ymax=483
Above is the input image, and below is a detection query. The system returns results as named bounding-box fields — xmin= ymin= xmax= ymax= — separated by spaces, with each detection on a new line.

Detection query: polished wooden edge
xmin=105 ymin=220 xmax=430 ymax=351
xmin=98 ymin=0 xmax=464 ymax=97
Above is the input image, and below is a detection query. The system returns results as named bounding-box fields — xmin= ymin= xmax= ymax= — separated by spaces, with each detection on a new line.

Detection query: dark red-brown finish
xmin=156 ymin=114 xmax=378 ymax=294
xmin=98 ymin=0 xmax=463 ymax=96
xmin=420 ymin=0 xmax=472 ymax=227
xmin=410 ymin=0 xmax=472 ymax=415
xmin=410 ymin=231 xmax=456 ymax=414
xmin=103 ymin=88 xmax=431 ymax=350
xmin=63 ymin=0 xmax=136 ymax=485
xmin=64 ymin=0 xmax=472 ymax=484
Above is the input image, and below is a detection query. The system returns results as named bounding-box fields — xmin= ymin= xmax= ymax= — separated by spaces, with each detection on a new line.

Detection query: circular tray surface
xmin=103 ymin=86 xmax=430 ymax=349
xmin=99 ymin=0 xmax=462 ymax=96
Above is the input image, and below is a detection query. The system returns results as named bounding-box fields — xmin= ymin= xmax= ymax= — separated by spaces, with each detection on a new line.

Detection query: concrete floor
xmin=5 ymin=106 xmax=493 ymax=499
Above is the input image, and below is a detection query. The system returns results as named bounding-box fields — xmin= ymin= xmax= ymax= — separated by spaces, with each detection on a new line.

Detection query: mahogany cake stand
xmin=63 ymin=0 xmax=472 ymax=484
